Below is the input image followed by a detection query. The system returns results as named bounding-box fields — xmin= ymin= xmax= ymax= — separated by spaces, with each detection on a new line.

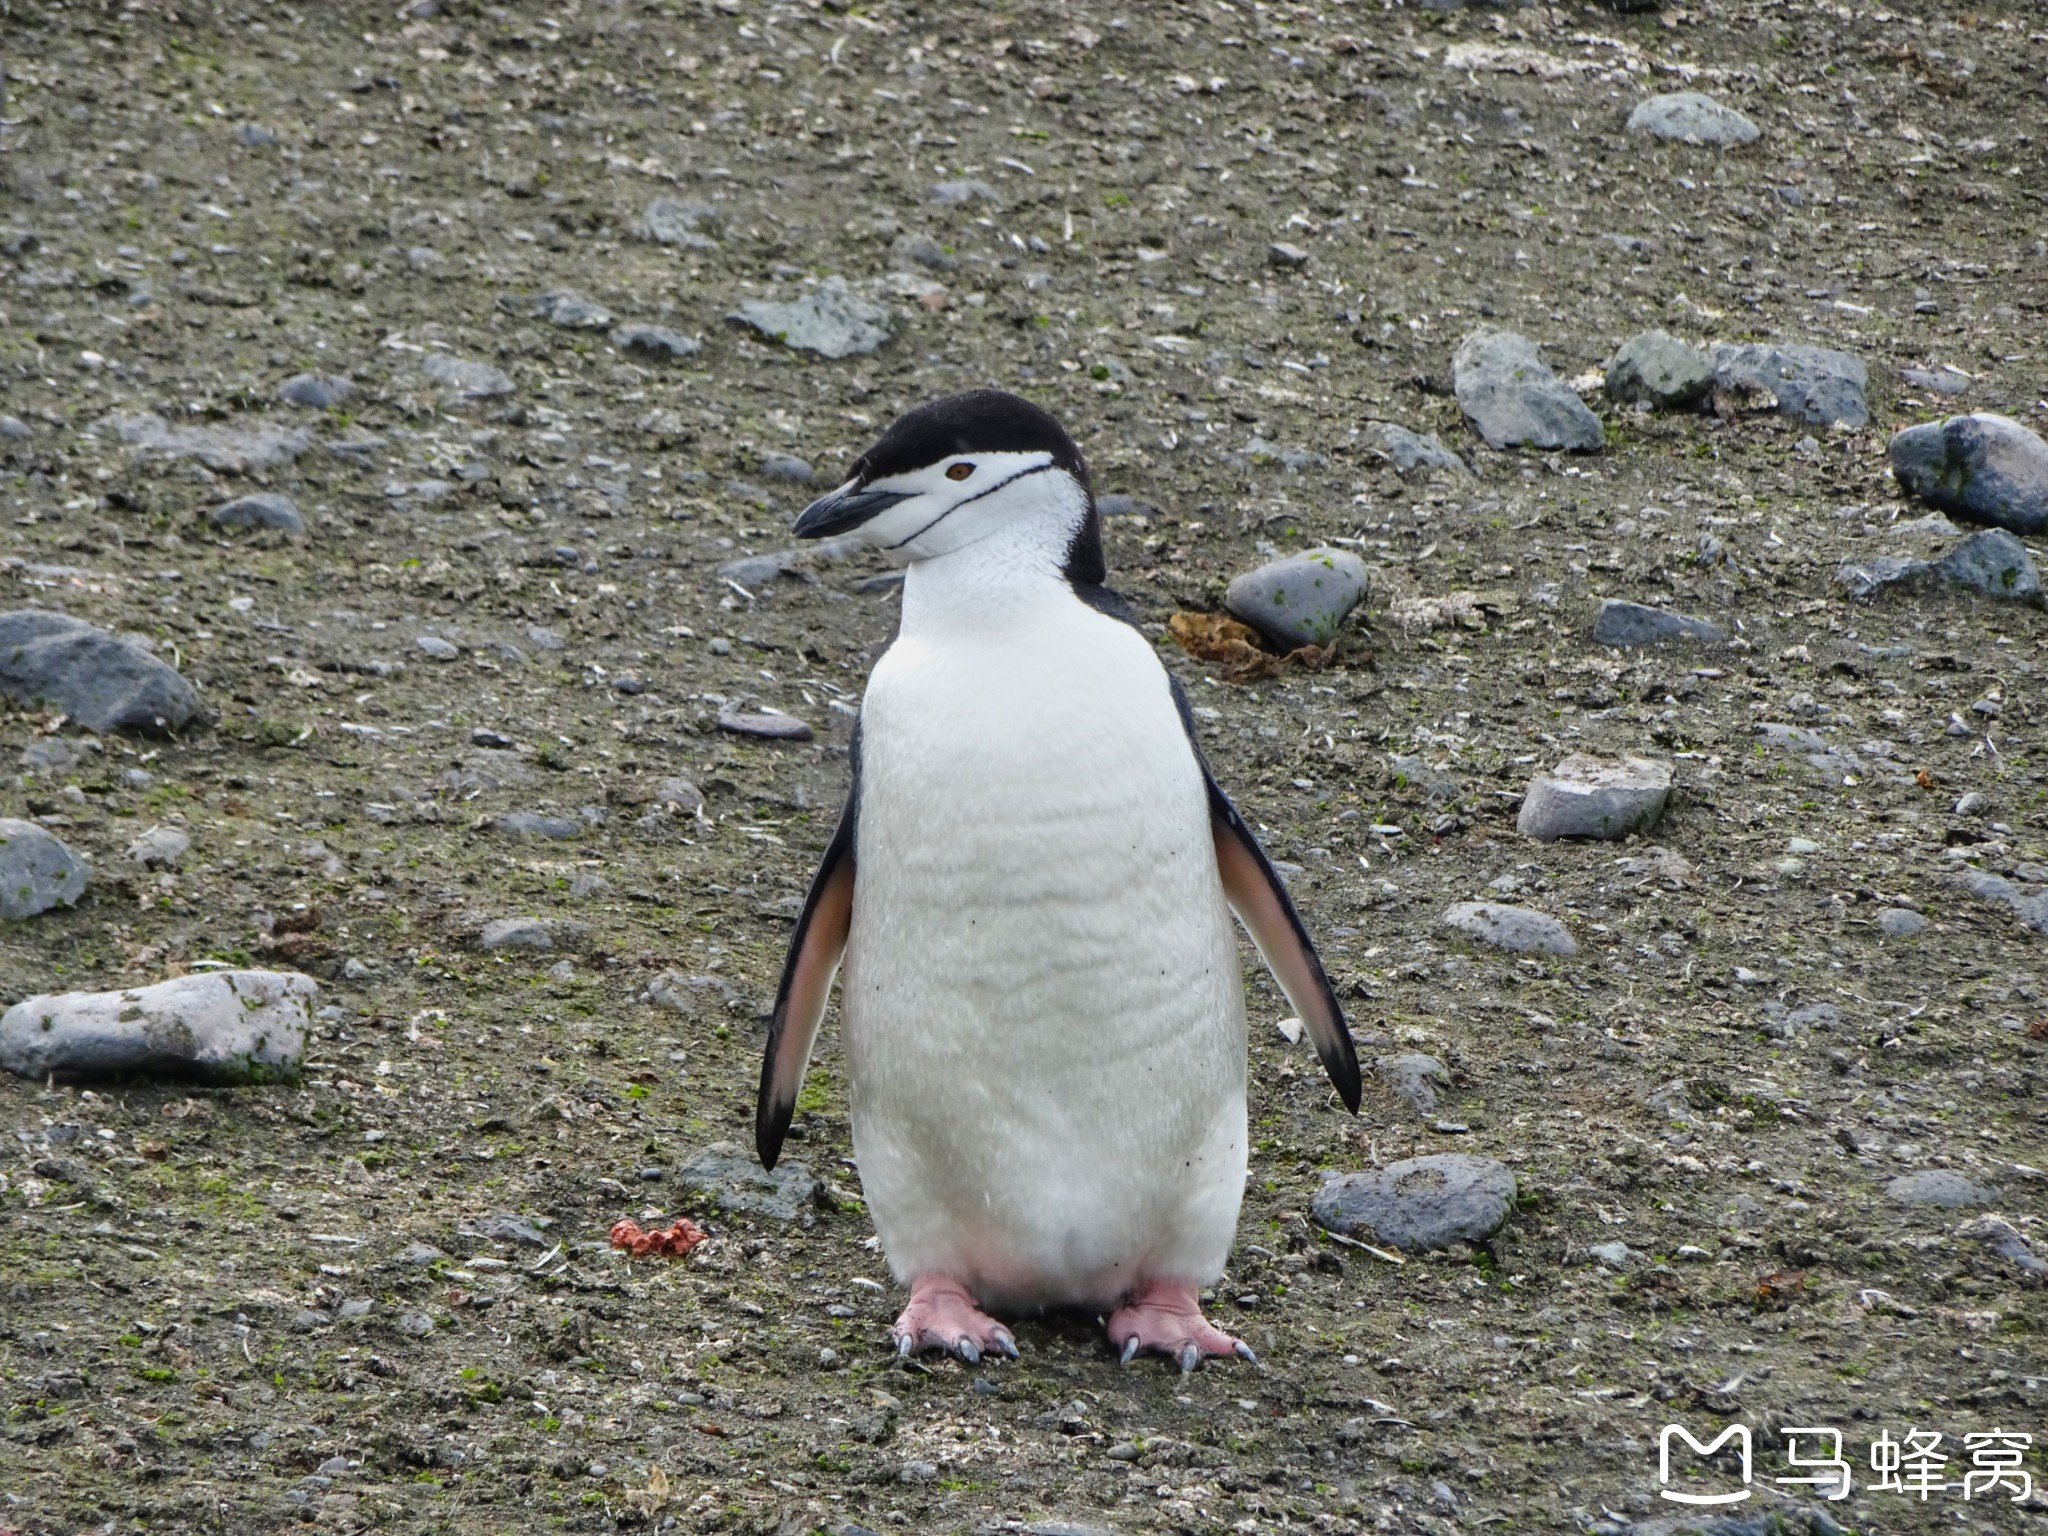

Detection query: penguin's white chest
xmin=843 ymin=600 xmax=1247 ymax=1311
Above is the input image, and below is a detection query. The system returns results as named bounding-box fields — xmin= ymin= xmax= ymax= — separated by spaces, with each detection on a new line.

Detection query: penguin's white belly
xmin=844 ymin=616 xmax=1247 ymax=1313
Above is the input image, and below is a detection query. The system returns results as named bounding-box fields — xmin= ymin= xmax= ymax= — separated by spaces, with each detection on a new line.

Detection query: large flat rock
xmin=1627 ymin=92 xmax=1760 ymax=146
xmin=104 ymin=411 xmax=311 ymax=472
xmin=1441 ymin=901 xmax=1577 ymax=956
xmin=1890 ymin=412 xmax=2048 ymax=536
xmin=1452 ymin=329 xmax=1604 ymax=452
xmin=1591 ymin=599 xmax=1724 ymax=647
xmin=1709 ymin=342 xmax=1868 ymax=429
xmin=1313 ymin=1154 xmax=1516 ymax=1252
xmin=729 ymin=276 xmax=892 ymax=359
xmin=1518 ymin=753 xmax=1672 ymax=840
xmin=676 ymin=1143 xmax=822 ymax=1222
xmin=0 ymin=611 xmax=203 ymax=734
xmin=0 ymin=969 xmax=314 ymax=1083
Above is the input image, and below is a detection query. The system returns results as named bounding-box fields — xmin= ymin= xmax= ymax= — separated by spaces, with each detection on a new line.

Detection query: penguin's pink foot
xmin=1108 ymin=1279 xmax=1257 ymax=1373
xmin=891 ymin=1276 xmax=1018 ymax=1365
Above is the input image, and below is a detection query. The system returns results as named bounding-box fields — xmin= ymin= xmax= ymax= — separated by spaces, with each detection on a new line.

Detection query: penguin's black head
xmin=792 ymin=390 xmax=1104 ymax=584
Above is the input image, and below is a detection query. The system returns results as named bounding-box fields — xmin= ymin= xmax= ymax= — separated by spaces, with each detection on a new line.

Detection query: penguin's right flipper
xmin=756 ymin=780 xmax=858 ymax=1169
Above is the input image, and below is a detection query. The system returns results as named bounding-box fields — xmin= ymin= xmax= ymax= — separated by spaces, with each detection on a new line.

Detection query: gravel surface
xmin=0 ymin=2 xmax=2043 ymax=1533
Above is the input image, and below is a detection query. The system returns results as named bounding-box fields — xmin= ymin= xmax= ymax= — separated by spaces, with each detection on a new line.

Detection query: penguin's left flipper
xmin=1205 ymin=771 xmax=1362 ymax=1113
xmin=756 ymin=779 xmax=857 ymax=1170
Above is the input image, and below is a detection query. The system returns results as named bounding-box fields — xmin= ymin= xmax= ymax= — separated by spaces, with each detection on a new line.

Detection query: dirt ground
xmin=0 ymin=1 xmax=2043 ymax=1532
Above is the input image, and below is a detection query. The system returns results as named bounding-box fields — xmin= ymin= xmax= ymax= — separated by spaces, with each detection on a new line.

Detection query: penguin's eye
xmin=945 ymin=462 xmax=974 ymax=482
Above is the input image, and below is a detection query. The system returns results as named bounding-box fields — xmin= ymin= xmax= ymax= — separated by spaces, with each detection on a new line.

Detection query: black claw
xmin=957 ymin=1338 xmax=981 ymax=1366
xmin=1120 ymin=1336 xmax=1140 ymax=1365
xmin=1177 ymin=1342 xmax=1201 ymax=1374
xmin=896 ymin=1334 xmax=913 ymax=1359
xmin=1234 ymin=1340 xmax=1259 ymax=1366
xmin=993 ymin=1328 xmax=1020 ymax=1360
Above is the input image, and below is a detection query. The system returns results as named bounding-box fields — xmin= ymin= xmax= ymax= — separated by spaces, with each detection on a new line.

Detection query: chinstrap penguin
xmin=757 ymin=389 xmax=1361 ymax=1370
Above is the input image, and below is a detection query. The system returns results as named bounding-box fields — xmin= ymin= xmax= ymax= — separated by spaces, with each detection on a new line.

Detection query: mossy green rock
xmin=1224 ymin=547 xmax=1370 ymax=650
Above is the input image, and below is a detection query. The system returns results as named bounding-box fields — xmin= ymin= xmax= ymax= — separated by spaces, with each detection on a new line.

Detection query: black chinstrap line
xmin=884 ymin=461 xmax=1057 ymax=551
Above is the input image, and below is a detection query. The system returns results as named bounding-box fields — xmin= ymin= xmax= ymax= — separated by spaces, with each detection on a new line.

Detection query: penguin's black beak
xmin=792 ymin=482 xmax=913 ymax=540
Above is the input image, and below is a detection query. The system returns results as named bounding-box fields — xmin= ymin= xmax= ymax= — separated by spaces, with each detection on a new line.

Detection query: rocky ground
xmin=1 ymin=1 xmax=2045 ymax=1533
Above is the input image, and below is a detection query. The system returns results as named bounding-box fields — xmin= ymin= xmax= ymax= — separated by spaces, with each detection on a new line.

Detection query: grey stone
xmin=20 ymin=738 xmax=96 ymax=776
xmin=1518 ymin=753 xmax=1672 ymax=841
xmin=495 ymin=811 xmax=581 ymax=841
xmin=471 ymin=1213 xmax=550 ymax=1247
xmin=1451 ymin=329 xmax=1604 ymax=452
xmin=1378 ymin=1053 xmax=1450 ymax=1115
xmin=0 ymin=611 xmax=203 ymax=734
xmin=716 ymin=554 xmax=785 ymax=588
xmin=478 ymin=917 xmax=569 ymax=953
xmin=716 ymin=702 xmax=814 ymax=742
xmin=1709 ymin=342 xmax=1868 ymax=429
xmin=1886 ymin=1170 xmax=1996 ymax=1209
xmin=0 ymin=969 xmax=314 ymax=1084
xmin=1957 ymin=869 xmax=2048 ymax=935
xmin=126 ymin=825 xmax=190 ymax=869
xmin=898 ymin=233 xmax=954 ymax=269
xmin=1591 ymin=599 xmax=1724 ymax=647
xmin=105 ymin=411 xmax=311 ymax=472
xmin=1441 ymin=901 xmax=1577 ymax=956
xmin=0 ymin=820 xmax=88 ymax=919
xmin=525 ymin=289 xmax=607 ymax=328
xmin=642 ymin=971 xmax=733 ymax=1015
xmin=676 ymin=1142 xmax=822 ymax=1222
xmin=1387 ymin=754 xmax=1461 ymax=803
xmin=211 ymin=492 xmax=305 ymax=535
xmin=1370 ymin=422 xmax=1470 ymax=476
xmin=1931 ymin=529 xmax=2042 ymax=602
xmin=1877 ymin=908 xmax=1928 ymax=939
xmin=1834 ymin=552 xmax=1932 ymax=600
xmin=1902 ymin=366 xmax=1969 ymax=396
xmin=525 ymin=625 xmax=566 ymax=651
xmin=758 ymin=454 xmax=815 ymax=484
xmin=1960 ymin=1216 xmax=2048 ymax=1278
xmin=398 ymin=1310 xmax=434 ymax=1338
xmin=1268 ymin=241 xmax=1310 ymax=270
xmin=930 ymin=179 xmax=999 ymax=205
xmin=415 ymin=635 xmax=460 ymax=661
xmin=1604 ymin=330 xmax=1713 ymax=409
xmin=1224 ymin=548 xmax=1370 ymax=649
xmin=1852 ymin=529 xmax=2047 ymax=604
xmin=278 ymin=373 xmax=353 ymax=410
xmin=638 ymin=196 xmax=718 ymax=249
xmin=653 ymin=777 xmax=704 ymax=813
xmin=1627 ymin=92 xmax=1761 ymax=147
xmin=1312 ymin=1153 xmax=1516 ymax=1253
xmin=729 ymin=277 xmax=893 ymax=360
xmin=610 ymin=324 xmax=699 ymax=362
xmin=1587 ymin=1241 xmax=1637 ymax=1269
xmin=420 ymin=353 xmax=515 ymax=400
xmin=1890 ymin=413 xmax=2048 ymax=535
xmin=0 ymin=416 xmax=29 ymax=440
xmin=1759 ymin=1001 xmax=1840 ymax=1041
xmin=1955 ymin=792 xmax=1989 ymax=817
xmin=1235 ymin=436 xmax=1323 ymax=472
